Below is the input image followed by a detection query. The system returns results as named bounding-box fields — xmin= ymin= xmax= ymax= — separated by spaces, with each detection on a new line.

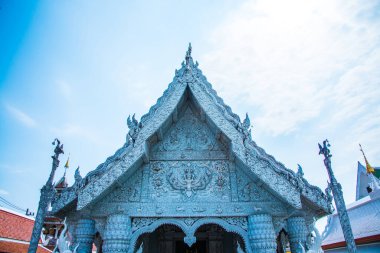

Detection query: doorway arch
xmin=129 ymin=217 xmax=251 ymax=253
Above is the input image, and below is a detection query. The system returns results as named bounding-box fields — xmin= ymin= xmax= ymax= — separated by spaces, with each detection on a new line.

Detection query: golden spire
xmin=64 ymin=156 xmax=69 ymax=169
xmin=359 ymin=144 xmax=375 ymax=174
xmin=63 ymin=154 xmax=70 ymax=177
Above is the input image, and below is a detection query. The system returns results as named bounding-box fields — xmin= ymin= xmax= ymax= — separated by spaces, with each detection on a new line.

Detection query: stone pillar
xmin=103 ymin=214 xmax=131 ymax=253
xmin=248 ymin=214 xmax=277 ymax=253
xmin=287 ymin=216 xmax=307 ymax=253
xmin=76 ymin=219 xmax=96 ymax=253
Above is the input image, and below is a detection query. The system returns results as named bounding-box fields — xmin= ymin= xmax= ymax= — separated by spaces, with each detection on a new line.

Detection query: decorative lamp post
xmin=318 ymin=139 xmax=357 ymax=252
xmin=28 ymin=139 xmax=64 ymax=253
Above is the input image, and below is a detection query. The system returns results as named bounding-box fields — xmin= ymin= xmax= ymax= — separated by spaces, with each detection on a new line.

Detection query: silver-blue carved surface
xmin=103 ymin=169 xmax=142 ymax=203
xmin=50 ymin=46 xmax=334 ymax=253
xmin=92 ymin=104 xmax=287 ymax=221
xmin=72 ymin=55 xmax=332 ymax=213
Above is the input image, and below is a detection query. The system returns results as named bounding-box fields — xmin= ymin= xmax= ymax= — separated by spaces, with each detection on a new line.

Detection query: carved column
xmin=287 ymin=216 xmax=307 ymax=253
xmin=76 ymin=219 xmax=96 ymax=253
xmin=248 ymin=214 xmax=277 ymax=253
xmin=103 ymin=214 xmax=131 ymax=253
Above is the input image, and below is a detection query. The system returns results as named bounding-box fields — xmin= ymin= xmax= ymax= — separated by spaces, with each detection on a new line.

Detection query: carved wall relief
xmin=100 ymin=169 xmax=143 ymax=204
xmin=236 ymin=169 xmax=275 ymax=202
xmin=153 ymin=107 xmax=226 ymax=152
xmin=151 ymin=106 xmax=228 ymax=161
xmin=150 ymin=161 xmax=230 ymax=202
xmin=167 ymin=163 xmax=212 ymax=198
xmin=235 ymin=169 xmax=288 ymax=214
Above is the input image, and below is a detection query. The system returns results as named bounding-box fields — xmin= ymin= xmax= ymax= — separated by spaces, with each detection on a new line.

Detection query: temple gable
xmin=93 ymin=105 xmax=286 ymax=218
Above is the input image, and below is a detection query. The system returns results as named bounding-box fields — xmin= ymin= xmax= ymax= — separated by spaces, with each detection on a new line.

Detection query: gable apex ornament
xmin=185 ymin=42 xmax=192 ymax=67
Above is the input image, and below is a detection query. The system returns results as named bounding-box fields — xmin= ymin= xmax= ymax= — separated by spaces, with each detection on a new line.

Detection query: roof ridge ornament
xmin=185 ymin=42 xmax=192 ymax=68
xmin=127 ymin=113 xmax=142 ymax=146
xmin=178 ymin=43 xmax=196 ymax=83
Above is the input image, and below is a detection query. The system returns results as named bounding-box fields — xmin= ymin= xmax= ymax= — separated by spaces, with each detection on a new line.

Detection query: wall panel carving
xmin=149 ymin=161 xmax=231 ymax=202
xmin=153 ymin=107 xmax=226 ymax=154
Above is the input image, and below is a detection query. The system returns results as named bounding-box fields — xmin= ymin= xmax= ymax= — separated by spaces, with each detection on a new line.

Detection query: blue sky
xmin=1 ymin=0 xmax=379 ymax=229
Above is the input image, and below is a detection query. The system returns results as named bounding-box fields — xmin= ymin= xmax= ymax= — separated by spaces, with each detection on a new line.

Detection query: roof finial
xmin=185 ymin=43 xmax=192 ymax=67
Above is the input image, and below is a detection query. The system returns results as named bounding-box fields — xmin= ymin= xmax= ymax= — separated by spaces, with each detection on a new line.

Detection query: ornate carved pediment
xmin=74 ymin=46 xmax=329 ymax=216
xmin=151 ymin=107 xmax=227 ymax=160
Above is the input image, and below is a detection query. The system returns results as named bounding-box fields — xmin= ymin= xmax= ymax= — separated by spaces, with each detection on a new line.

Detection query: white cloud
xmin=201 ymin=0 xmax=380 ymax=136
xmin=5 ymin=104 xmax=37 ymax=128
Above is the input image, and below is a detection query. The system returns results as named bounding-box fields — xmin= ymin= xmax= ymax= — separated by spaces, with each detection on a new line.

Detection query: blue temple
xmin=51 ymin=45 xmax=333 ymax=253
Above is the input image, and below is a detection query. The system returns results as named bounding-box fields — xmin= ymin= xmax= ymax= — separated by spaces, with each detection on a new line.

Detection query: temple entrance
xmin=175 ymin=240 xmax=207 ymax=253
xmin=135 ymin=224 xmax=245 ymax=253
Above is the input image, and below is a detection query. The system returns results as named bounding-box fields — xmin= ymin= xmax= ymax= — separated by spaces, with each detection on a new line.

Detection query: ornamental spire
xmin=359 ymin=144 xmax=375 ymax=174
xmin=185 ymin=43 xmax=193 ymax=68
xmin=63 ymin=155 xmax=70 ymax=177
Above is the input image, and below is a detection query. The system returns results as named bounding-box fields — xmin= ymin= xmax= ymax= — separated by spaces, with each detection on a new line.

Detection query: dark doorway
xmin=175 ymin=240 xmax=207 ymax=253
xmin=136 ymin=223 xmax=245 ymax=253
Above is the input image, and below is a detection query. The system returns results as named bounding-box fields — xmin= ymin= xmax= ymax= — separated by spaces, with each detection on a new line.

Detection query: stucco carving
xmin=49 ymin=46 xmax=333 ymax=253
xmin=129 ymin=217 xmax=251 ymax=253
xmin=149 ymin=160 xmax=230 ymax=202
xmin=103 ymin=170 xmax=142 ymax=203
xmin=61 ymin=53 xmax=331 ymax=213
xmin=248 ymin=214 xmax=277 ymax=253
xmin=154 ymin=107 xmax=226 ymax=153
xmin=237 ymin=170 xmax=275 ymax=202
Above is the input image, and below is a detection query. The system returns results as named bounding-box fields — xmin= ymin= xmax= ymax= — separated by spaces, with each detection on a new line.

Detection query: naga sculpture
xmin=53 ymin=218 xmax=79 ymax=253
xmin=127 ymin=114 xmax=142 ymax=146
xmin=306 ymin=220 xmax=324 ymax=253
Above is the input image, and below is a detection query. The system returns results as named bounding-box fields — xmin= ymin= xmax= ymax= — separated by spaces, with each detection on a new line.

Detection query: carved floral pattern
xmin=132 ymin=218 xmax=159 ymax=233
xmin=222 ymin=217 xmax=248 ymax=231
xmin=153 ymin=107 xmax=225 ymax=152
xmin=236 ymin=170 xmax=274 ymax=202
xmin=102 ymin=169 xmax=142 ymax=204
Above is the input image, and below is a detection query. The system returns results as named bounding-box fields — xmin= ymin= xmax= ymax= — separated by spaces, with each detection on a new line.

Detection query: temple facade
xmin=51 ymin=45 xmax=333 ymax=253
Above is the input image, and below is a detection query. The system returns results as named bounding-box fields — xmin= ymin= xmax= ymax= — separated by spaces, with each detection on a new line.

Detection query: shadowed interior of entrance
xmin=135 ymin=224 xmax=245 ymax=253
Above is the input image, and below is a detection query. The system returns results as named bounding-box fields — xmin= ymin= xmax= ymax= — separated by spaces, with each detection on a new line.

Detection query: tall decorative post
xmin=318 ymin=139 xmax=357 ymax=252
xmin=28 ymin=139 xmax=64 ymax=253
